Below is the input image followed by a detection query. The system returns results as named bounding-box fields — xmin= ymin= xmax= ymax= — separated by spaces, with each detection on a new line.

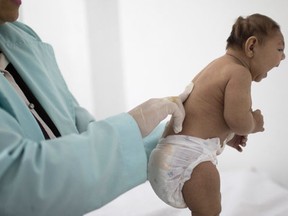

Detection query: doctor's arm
xmin=0 ymin=107 xmax=162 ymax=216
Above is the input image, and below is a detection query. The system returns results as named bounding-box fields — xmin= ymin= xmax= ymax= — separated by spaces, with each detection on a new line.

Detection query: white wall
xmin=21 ymin=0 xmax=288 ymax=188
xmin=85 ymin=0 xmax=126 ymax=119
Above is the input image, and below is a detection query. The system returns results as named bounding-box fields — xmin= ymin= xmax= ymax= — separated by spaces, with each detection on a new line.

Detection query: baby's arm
xmin=223 ymin=66 xmax=265 ymax=135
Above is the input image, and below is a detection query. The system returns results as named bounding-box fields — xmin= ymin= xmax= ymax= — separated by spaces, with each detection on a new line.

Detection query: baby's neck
xmin=226 ymin=50 xmax=250 ymax=70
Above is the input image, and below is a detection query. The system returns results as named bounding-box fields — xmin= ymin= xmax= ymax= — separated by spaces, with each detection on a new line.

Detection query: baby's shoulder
xmin=224 ymin=62 xmax=252 ymax=81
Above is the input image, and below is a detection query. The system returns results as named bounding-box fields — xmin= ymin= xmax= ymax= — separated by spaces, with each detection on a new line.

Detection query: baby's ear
xmin=245 ymin=36 xmax=257 ymax=57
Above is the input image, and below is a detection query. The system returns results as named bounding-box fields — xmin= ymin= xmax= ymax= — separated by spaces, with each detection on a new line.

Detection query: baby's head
xmin=226 ymin=14 xmax=285 ymax=82
xmin=226 ymin=13 xmax=281 ymax=50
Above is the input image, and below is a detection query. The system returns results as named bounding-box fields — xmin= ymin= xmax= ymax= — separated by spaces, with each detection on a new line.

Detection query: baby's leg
xmin=182 ymin=161 xmax=221 ymax=216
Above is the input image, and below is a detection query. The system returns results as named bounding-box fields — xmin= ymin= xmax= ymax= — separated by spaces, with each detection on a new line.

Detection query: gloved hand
xmin=128 ymin=82 xmax=194 ymax=137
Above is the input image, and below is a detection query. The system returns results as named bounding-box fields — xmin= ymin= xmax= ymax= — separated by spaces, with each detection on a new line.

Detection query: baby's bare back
xmin=165 ymin=55 xmax=253 ymax=143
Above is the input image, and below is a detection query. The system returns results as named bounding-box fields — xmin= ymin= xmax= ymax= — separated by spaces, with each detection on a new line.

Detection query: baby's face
xmin=251 ymin=31 xmax=285 ymax=82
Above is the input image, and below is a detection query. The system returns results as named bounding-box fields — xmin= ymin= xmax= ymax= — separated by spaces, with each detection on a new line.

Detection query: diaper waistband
xmin=159 ymin=135 xmax=223 ymax=153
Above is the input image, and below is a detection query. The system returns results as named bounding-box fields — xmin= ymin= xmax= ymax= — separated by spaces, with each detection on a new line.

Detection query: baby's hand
xmin=252 ymin=109 xmax=264 ymax=133
xmin=227 ymin=134 xmax=247 ymax=152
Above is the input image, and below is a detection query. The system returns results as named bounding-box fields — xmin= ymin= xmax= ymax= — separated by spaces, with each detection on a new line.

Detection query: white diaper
xmin=148 ymin=135 xmax=225 ymax=208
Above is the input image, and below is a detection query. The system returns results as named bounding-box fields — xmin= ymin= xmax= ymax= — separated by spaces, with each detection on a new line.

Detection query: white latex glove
xmin=129 ymin=82 xmax=194 ymax=137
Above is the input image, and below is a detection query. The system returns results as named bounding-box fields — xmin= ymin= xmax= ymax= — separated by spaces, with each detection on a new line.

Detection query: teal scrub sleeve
xmin=0 ymin=109 xmax=156 ymax=216
xmin=74 ymin=104 xmax=164 ymax=160
xmin=143 ymin=122 xmax=165 ymax=159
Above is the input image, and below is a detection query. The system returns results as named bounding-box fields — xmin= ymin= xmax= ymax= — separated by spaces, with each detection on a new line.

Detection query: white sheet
xmin=86 ymin=169 xmax=288 ymax=216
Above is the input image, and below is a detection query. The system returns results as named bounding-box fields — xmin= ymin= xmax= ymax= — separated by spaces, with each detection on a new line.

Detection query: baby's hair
xmin=226 ymin=13 xmax=281 ymax=50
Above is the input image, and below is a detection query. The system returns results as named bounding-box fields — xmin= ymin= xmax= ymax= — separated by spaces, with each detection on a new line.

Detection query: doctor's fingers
xmin=178 ymin=82 xmax=194 ymax=102
xmin=167 ymin=96 xmax=185 ymax=133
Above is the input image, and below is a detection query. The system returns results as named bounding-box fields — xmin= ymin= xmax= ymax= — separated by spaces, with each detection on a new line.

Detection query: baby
xmin=148 ymin=13 xmax=285 ymax=216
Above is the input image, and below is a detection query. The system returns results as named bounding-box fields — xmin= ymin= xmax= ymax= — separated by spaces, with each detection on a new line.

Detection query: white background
xmin=21 ymin=0 xmax=288 ymax=190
